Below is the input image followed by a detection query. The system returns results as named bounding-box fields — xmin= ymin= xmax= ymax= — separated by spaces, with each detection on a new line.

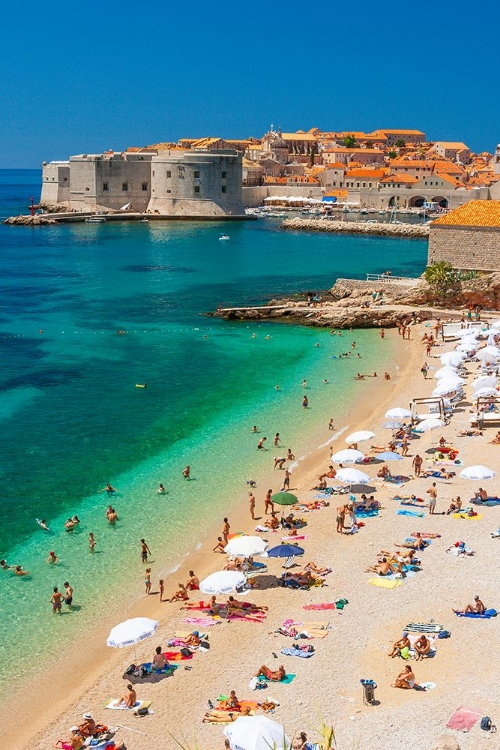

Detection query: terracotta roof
xmin=280 ymin=132 xmax=318 ymax=141
xmin=323 ymin=147 xmax=384 ymax=154
xmin=372 ymin=129 xmax=425 ymax=136
xmin=415 ymin=173 xmax=462 ymax=188
xmin=345 ymin=168 xmax=387 ymax=179
xmin=323 ymin=162 xmax=346 ymax=170
xmin=380 ymin=173 xmax=419 ymax=184
xmin=433 ymin=141 xmax=469 ymax=150
xmin=432 ymin=201 xmax=500 ymax=227
xmin=390 ymin=159 xmax=434 ymax=169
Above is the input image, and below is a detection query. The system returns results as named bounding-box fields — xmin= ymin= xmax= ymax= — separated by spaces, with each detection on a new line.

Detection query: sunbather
xmin=227 ymin=596 xmax=268 ymax=613
xmin=474 ymin=487 xmax=488 ymax=501
xmin=254 ymin=664 xmax=286 ymax=681
xmin=395 ymin=534 xmax=426 ymax=551
xmin=392 ymin=664 xmax=416 ymax=689
xmin=414 ymin=634 xmax=431 ymax=661
xmin=118 ymin=684 xmax=137 ymax=708
xmin=168 ymin=583 xmax=189 ymax=602
xmin=377 ymin=465 xmax=391 ymax=479
xmin=446 ymin=497 xmax=462 ymax=514
xmin=55 ymin=728 xmax=85 ymax=750
xmin=78 ymin=713 xmax=97 ymax=738
xmin=182 ymin=631 xmax=201 ymax=647
xmin=458 ymin=429 xmax=483 ymax=437
xmin=453 ymin=594 xmax=486 ymax=615
xmin=488 ymin=431 xmax=500 ymax=444
xmin=224 ymin=557 xmax=243 ymax=571
xmin=185 ymin=570 xmax=199 ymax=590
xmin=365 ymin=557 xmax=397 ymax=576
xmin=388 ymin=632 xmax=410 ymax=658
xmin=152 ymin=645 xmax=169 ymax=671
xmin=303 ymin=561 xmax=331 ymax=575
xmin=264 ymin=513 xmax=279 ymax=529
xmin=218 ymin=690 xmax=241 ymax=711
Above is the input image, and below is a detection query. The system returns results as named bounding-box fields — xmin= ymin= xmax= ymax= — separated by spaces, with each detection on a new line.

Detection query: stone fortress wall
xmin=428 ymin=225 xmax=500 ymax=272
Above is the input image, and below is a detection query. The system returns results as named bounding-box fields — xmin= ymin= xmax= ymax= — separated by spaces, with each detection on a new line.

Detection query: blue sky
xmin=1 ymin=0 xmax=499 ymax=168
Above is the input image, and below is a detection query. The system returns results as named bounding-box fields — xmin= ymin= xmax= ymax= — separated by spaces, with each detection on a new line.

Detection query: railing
xmin=365 ymin=273 xmax=416 ymax=283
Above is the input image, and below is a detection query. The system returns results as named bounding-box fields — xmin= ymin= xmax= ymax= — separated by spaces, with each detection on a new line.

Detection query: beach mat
xmin=405 ymin=623 xmax=443 ymax=633
xmin=368 ymin=577 xmax=402 ymax=589
xmin=398 ymin=509 xmax=425 ymax=517
xmin=415 ymin=681 xmax=437 ymax=691
xmin=163 ymin=650 xmax=193 ymax=661
xmin=105 ymin=699 xmax=151 ymax=711
xmin=471 ymin=498 xmax=500 ymax=506
xmin=452 ymin=513 xmax=483 ymax=520
xmin=281 ymin=674 xmax=296 ymax=684
xmin=446 ymin=706 xmax=482 ymax=731
xmin=355 ymin=510 xmax=379 ymax=518
xmin=303 ymin=603 xmax=339 ymax=611
xmin=454 ymin=609 xmax=497 ymax=618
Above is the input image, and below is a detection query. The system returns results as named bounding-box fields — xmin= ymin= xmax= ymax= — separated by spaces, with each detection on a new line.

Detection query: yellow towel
xmin=368 ymin=577 xmax=402 ymax=589
xmin=452 ymin=513 xmax=483 ymax=520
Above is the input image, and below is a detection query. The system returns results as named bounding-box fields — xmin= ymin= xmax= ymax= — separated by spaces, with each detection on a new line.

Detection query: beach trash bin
xmin=361 ymin=678 xmax=377 ymax=705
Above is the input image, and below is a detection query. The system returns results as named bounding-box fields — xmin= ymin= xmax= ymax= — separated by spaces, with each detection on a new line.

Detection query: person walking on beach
xmin=145 ymin=568 xmax=152 ymax=595
xmin=89 ymin=532 xmax=96 ymax=553
xmin=336 ymin=504 xmax=346 ymax=534
xmin=401 ymin=436 xmax=409 ymax=457
xmin=159 ymin=578 xmax=165 ymax=602
xmin=140 ymin=538 xmax=151 ymax=563
xmin=328 ymin=419 xmax=334 ymax=431
xmin=50 ymin=586 xmax=64 ymax=615
xmin=64 ymin=581 xmax=73 ymax=610
xmin=427 ymin=483 xmax=438 ymax=515
xmin=222 ymin=518 xmax=230 ymax=544
xmin=248 ymin=492 xmax=256 ymax=520
xmin=264 ymin=489 xmax=274 ymax=515
xmin=412 ymin=454 xmax=423 ymax=477
xmin=283 ymin=468 xmax=291 ymax=491
xmin=182 ymin=465 xmax=191 ymax=480
xmin=420 ymin=363 xmax=428 ymax=379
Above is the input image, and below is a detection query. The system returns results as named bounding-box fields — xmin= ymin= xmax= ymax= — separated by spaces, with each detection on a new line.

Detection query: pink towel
xmin=181 ymin=617 xmax=217 ymax=627
xmin=303 ymin=603 xmax=338 ymax=610
xmin=446 ymin=706 xmax=482 ymax=731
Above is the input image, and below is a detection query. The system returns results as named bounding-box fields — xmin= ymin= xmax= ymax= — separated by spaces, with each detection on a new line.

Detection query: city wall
xmin=429 ymin=225 xmax=500 ymax=271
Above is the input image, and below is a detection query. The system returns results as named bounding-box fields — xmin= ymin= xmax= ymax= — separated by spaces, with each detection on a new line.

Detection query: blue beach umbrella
xmin=266 ymin=544 xmax=304 ymax=558
xmin=377 ymin=451 xmax=403 ymax=461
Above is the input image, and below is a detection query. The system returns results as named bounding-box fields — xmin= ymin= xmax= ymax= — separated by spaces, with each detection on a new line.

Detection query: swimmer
xmin=89 ymin=532 xmax=96 ymax=552
xmin=46 ymin=551 xmax=59 ymax=564
xmin=286 ymin=448 xmax=295 ymax=461
xmin=107 ymin=508 xmax=118 ymax=524
xmin=302 ymin=395 xmax=309 ymax=408
xmin=157 ymin=483 xmax=166 ymax=494
xmin=15 ymin=565 xmax=29 ymax=576
xmin=302 ymin=379 xmax=307 ymax=388
xmin=251 ymin=425 xmax=258 ymax=433
xmin=328 ymin=419 xmax=334 ymax=430
xmin=182 ymin=465 xmax=191 ymax=479
xmin=275 ymin=385 xmax=280 ymax=391
xmin=0 ymin=560 xmax=11 ymax=570
xmin=274 ymin=433 xmax=281 ymax=446
xmin=99 ymin=483 xmax=117 ymax=494
xmin=323 ymin=379 xmax=328 ymax=383
xmin=37 ymin=519 xmax=50 ymax=531
xmin=135 ymin=383 xmax=147 ymax=388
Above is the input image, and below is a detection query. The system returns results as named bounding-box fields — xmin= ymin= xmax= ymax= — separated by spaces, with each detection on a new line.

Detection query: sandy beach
xmin=8 ymin=321 xmax=500 ymax=750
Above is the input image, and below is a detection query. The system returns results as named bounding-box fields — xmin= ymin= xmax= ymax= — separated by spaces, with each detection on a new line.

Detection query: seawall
xmin=281 ymin=217 xmax=429 ymax=238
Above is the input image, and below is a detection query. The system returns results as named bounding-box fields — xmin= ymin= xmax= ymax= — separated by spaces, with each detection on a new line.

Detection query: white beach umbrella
xmin=471 ymin=387 xmax=498 ymax=399
xmin=331 ymin=448 xmax=364 ymax=463
xmin=224 ymin=715 xmax=291 ymax=750
xmin=457 ymin=329 xmax=478 ymax=338
xmin=224 ymin=536 xmax=268 ymax=557
xmin=336 ymin=467 xmax=370 ymax=485
xmin=345 ymin=430 xmax=375 ymax=444
xmin=476 ymin=349 xmax=500 ymax=364
xmin=414 ymin=418 xmax=445 ymax=432
xmin=434 ymin=366 xmax=459 ymax=380
xmin=456 ymin=343 xmax=477 ymax=353
xmin=459 ymin=465 xmax=496 ymax=481
xmin=491 ymin=320 xmax=500 ymax=329
xmin=472 ymin=376 xmax=498 ymax=392
xmin=106 ymin=617 xmax=159 ymax=648
xmin=483 ymin=346 xmax=500 ymax=357
xmin=199 ymin=571 xmax=246 ymax=595
xmin=432 ymin=383 xmax=462 ymax=397
xmin=385 ymin=407 xmax=412 ymax=419
xmin=440 ymin=352 xmax=464 ymax=367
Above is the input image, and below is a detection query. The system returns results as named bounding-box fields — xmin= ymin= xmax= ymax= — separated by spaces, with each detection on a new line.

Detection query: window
xmin=142 ymin=182 xmax=148 ymax=191
xmin=221 ymin=171 xmax=227 ymax=178
xmin=194 ymin=170 xmax=200 ymax=178
xmin=167 ymin=189 xmax=171 ymax=193
xmin=103 ymin=183 xmax=109 ymax=191
xmin=194 ymin=186 xmax=200 ymax=193
xmin=363 ymin=183 xmax=366 ymax=188
xmin=222 ymin=185 xmax=227 ymax=193
xmin=122 ymin=182 xmax=128 ymax=191
xmin=166 ymin=170 xmax=171 ymax=178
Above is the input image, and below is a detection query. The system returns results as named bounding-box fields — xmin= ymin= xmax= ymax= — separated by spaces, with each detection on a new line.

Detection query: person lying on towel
xmin=254 ymin=664 xmax=286 ymax=681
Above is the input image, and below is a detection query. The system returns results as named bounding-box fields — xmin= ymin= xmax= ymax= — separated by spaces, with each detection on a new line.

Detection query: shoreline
xmin=4 ymin=330 xmax=412 ymax=750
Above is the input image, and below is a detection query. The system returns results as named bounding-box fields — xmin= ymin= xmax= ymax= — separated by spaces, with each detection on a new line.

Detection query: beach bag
xmin=480 ymin=716 xmax=493 ymax=731
xmin=199 ymin=640 xmax=210 ymax=650
xmin=135 ymin=706 xmax=149 ymax=716
xmin=248 ymin=676 xmax=258 ymax=691
xmin=140 ymin=665 xmax=149 ymax=678
xmin=124 ymin=663 xmax=136 ymax=675
xmin=438 ymin=630 xmax=451 ymax=639
xmin=180 ymin=647 xmax=192 ymax=657
xmin=300 ymin=644 xmax=315 ymax=653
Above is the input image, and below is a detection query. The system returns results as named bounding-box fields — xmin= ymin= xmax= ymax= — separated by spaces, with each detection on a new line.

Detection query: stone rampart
xmin=429 ymin=225 xmax=500 ymax=271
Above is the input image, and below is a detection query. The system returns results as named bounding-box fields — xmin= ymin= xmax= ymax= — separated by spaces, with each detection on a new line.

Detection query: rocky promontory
xmin=4 ymin=214 xmax=57 ymax=226
xmin=281 ymin=217 xmax=430 ymax=238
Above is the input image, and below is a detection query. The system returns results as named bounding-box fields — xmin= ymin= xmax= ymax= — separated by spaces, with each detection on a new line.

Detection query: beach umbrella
xmin=345 ymin=430 xmax=375 ymax=444
xmin=440 ymin=352 xmax=464 ymax=367
xmin=382 ymin=421 xmax=403 ymax=429
xmin=265 ymin=544 xmax=304 ymax=558
xmin=472 ymin=387 xmax=498 ymax=399
xmin=436 ymin=374 xmax=465 ymax=387
xmin=225 ymin=536 xmax=267 ymax=557
xmin=271 ymin=491 xmax=298 ymax=506
xmin=434 ymin=366 xmax=459 ymax=379
xmin=199 ymin=571 xmax=246 ymax=595
xmin=385 ymin=407 xmax=411 ymax=419
xmin=224 ymin=715 xmax=291 ymax=750
xmin=331 ymin=448 xmax=364 ymax=463
xmin=459 ymin=465 xmax=496 ymax=481
xmin=336 ymin=467 xmax=370 ymax=485
xmin=456 ymin=343 xmax=477 ymax=353
xmin=476 ymin=349 xmax=500 ymax=364
xmin=414 ymin=418 xmax=445 ymax=432
xmin=491 ymin=320 xmax=500 ymax=329
xmin=457 ymin=329 xmax=478 ymax=338
xmin=377 ymin=451 xmax=403 ymax=461
xmin=472 ymin=376 xmax=497 ymax=392
xmin=483 ymin=346 xmax=500 ymax=357
xmin=432 ymin=383 xmax=462 ymax=397
xmin=106 ymin=617 xmax=159 ymax=661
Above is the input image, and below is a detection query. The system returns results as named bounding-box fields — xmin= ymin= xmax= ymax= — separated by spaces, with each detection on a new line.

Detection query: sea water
xmin=0 ymin=170 xmax=428 ymax=690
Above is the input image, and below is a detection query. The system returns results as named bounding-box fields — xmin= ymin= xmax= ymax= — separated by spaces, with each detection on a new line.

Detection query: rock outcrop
xmin=281 ymin=217 xmax=429 ymax=238
xmin=4 ymin=214 xmax=57 ymax=226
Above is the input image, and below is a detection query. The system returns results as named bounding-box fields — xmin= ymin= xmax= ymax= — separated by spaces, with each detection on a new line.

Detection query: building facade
xmin=428 ymin=201 xmax=500 ymax=271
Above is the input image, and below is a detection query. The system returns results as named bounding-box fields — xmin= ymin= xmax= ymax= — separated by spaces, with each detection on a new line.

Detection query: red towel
xmin=163 ymin=650 xmax=193 ymax=661
xmin=446 ymin=707 xmax=481 ymax=731
xmin=303 ymin=603 xmax=338 ymax=610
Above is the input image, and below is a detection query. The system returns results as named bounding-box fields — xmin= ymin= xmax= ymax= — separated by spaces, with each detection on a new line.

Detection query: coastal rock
xmin=430 ymin=736 xmax=460 ymax=750
xmin=4 ymin=214 xmax=56 ymax=226
xmin=281 ymin=217 xmax=430 ymax=238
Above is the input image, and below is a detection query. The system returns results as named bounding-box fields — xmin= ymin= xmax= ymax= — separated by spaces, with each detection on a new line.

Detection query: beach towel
xmin=217 ymin=699 xmax=259 ymax=712
xmin=405 ymin=537 xmax=431 ymax=546
xmin=281 ymin=535 xmax=308 ymax=542
xmin=163 ymin=650 xmax=193 ymax=661
xmin=303 ymin=603 xmax=339 ymax=611
xmin=368 ymin=577 xmax=402 ymax=589
xmin=452 ymin=512 xmax=483 ymax=520
xmin=454 ymin=609 xmax=497 ymax=618
xmin=105 ymin=699 xmax=151 ymax=711
xmin=355 ymin=509 xmax=379 ymax=518
xmin=281 ymin=647 xmax=314 ymax=658
xmin=281 ymin=674 xmax=296 ymax=684
xmin=471 ymin=498 xmax=500 ymax=506
xmin=414 ymin=682 xmax=437 ymax=691
xmin=446 ymin=706 xmax=482 ymax=731
xmin=384 ymin=475 xmax=410 ymax=484
xmin=405 ymin=623 xmax=443 ymax=633
xmin=398 ymin=510 xmax=425 ymax=517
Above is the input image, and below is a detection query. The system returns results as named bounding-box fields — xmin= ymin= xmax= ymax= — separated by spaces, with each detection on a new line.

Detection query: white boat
xmin=85 ymin=217 xmax=106 ymax=223
xmin=219 ymin=234 xmax=230 ymax=241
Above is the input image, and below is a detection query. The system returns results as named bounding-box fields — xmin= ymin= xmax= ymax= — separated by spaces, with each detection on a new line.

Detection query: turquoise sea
xmin=0 ymin=170 xmax=428 ymax=690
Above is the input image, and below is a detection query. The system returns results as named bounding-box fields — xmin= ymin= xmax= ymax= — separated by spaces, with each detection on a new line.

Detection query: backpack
xmin=180 ymin=647 xmax=192 ymax=657
xmin=124 ymin=663 xmax=136 ymax=675
xmin=140 ymin=665 xmax=149 ymax=678
xmin=480 ymin=716 xmax=496 ymax=732
xmin=438 ymin=630 xmax=451 ymax=639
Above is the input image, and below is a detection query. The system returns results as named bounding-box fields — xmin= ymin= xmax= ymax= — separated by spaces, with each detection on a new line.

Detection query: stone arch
xmin=432 ymin=195 xmax=448 ymax=208
xmin=388 ymin=195 xmax=398 ymax=207
xmin=408 ymin=195 xmax=426 ymax=208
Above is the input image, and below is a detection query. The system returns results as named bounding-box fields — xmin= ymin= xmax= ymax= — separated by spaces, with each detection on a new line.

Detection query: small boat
xmin=85 ymin=217 xmax=106 ymax=223
xmin=219 ymin=234 xmax=230 ymax=241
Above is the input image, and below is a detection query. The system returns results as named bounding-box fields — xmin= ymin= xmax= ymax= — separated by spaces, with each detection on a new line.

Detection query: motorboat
xmin=219 ymin=234 xmax=230 ymax=241
xmin=85 ymin=217 xmax=106 ymax=223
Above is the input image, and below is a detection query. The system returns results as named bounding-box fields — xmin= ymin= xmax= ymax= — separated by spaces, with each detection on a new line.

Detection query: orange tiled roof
xmin=372 ymin=129 xmax=425 ymax=136
xmin=433 ymin=201 xmax=500 ymax=227
xmin=323 ymin=147 xmax=384 ymax=154
xmin=433 ymin=141 xmax=469 ymax=150
xmin=380 ymin=173 xmax=419 ymax=184
xmin=390 ymin=159 xmax=434 ymax=169
xmin=323 ymin=162 xmax=346 ymax=170
xmin=345 ymin=168 xmax=387 ymax=179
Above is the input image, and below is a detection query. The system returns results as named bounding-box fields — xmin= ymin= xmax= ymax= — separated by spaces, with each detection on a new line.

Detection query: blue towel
xmin=398 ymin=509 xmax=424 ymax=517
xmin=281 ymin=647 xmax=314 ymax=658
xmin=455 ymin=608 xmax=497 ymax=619
xmin=356 ymin=509 xmax=379 ymax=518
xmin=471 ymin=498 xmax=500 ymax=507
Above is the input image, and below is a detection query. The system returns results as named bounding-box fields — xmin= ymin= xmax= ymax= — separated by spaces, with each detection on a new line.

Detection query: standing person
xmin=222 ymin=518 xmax=230 ymax=544
xmin=248 ymin=491 xmax=256 ymax=520
xmin=50 ymin=587 xmax=64 ymax=615
xmin=182 ymin=465 xmax=191 ymax=480
xmin=420 ymin=363 xmax=428 ymax=379
xmin=63 ymin=582 xmax=73 ymax=610
xmin=328 ymin=419 xmax=334 ymax=431
xmin=89 ymin=532 xmax=96 ymax=553
xmin=412 ymin=454 xmax=423 ymax=477
xmin=380 ymin=329 xmax=385 ymax=339
xmin=302 ymin=395 xmax=309 ymax=408
xmin=274 ymin=433 xmax=281 ymax=447
xmin=401 ymin=436 xmax=409 ymax=457
xmin=286 ymin=448 xmax=295 ymax=461
xmin=427 ymin=482 xmax=438 ymax=515
xmin=107 ymin=508 xmax=118 ymax=525
xmin=283 ymin=468 xmax=291 ymax=491
xmin=140 ymin=538 xmax=151 ymax=563
xmin=145 ymin=568 xmax=152 ymax=595
xmin=257 ymin=437 xmax=267 ymax=450
xmin=302 ymin=379 xmax=307 ymax=388
xmin=159 ymin=578 xmax=165 ymax=602
xmin=264 ymin=489 xmax=274 ymax=515
xmin=336 ymin=504 xmax=346 ymax=534
xmin=46 ymin=551 xmax=59 ymax=564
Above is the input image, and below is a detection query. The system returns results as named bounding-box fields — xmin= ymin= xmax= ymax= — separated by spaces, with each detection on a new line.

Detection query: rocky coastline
xmin=281 ymin=217 xmax=430 ymax=238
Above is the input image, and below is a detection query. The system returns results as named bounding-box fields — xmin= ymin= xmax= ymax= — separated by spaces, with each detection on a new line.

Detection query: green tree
xmin=388 ymin=150 xmax=397 ymax=159
xmin=424 ymin=261 xmax=454 ymax=286
xmin=395 ymin=139 xmax=406 ymax=148
xmin=366 ymin=140 xmax=373 ymax=148
xmin=310 ymin=145 xmax=317 ymax=166
xmin=343 ymin=134 xmax=357 ymax=148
